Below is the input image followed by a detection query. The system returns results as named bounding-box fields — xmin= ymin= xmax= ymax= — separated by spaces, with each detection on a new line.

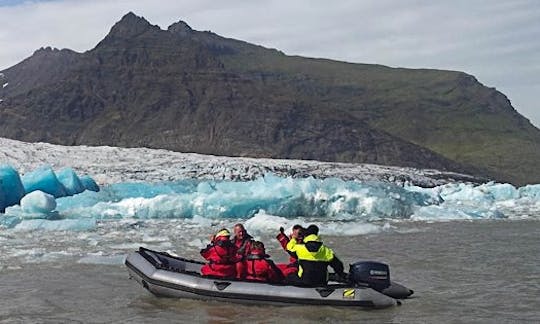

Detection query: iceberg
xmin=3 ymin=171 xmax=540 ymax=232
xmin=0 ymin=214 xmax=21 ymax=228
xmin=51 ymin=175 xmax=441 ymax=221
xmin=57 ymin=168 xmax=85 ymax=196
xmin=20 ymin=190 xmax=57 ymax=214
xmin=13 ymin=218 xmax=96 ymax=231
xmin=0 ymin=165 xmax=100 ymax=217
xmin=22 ymin=166 xmax=67 ymax=198
xmin=0 ymin=165 xmax=26 ymax=209
xmin=518 ymin=184 xmax=540 ymax=199
xmin=412 ymin=204 xmax=505 ymax=221
xmin=0 ymin=185 xmax=4 ymax=213
xmin=80 ymin=175 xmax=100 ymax=192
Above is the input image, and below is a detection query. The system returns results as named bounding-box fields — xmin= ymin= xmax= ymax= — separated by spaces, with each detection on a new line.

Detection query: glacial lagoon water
xmin=1 ymin=176 xmax=539 ymax=322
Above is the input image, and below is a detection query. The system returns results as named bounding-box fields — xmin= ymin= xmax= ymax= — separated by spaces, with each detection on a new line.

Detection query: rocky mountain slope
xmin=1 ymin=12 xmax=538 ymax=185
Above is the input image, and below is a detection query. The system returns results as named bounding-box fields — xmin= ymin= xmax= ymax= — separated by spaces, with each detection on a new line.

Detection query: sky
xmin=0 ymin=0 xmax=539 ymax=127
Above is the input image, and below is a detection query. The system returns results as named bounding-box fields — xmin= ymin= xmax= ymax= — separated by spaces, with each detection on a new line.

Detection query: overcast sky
xmin=1 ymin=0 xmax=539 ymax=127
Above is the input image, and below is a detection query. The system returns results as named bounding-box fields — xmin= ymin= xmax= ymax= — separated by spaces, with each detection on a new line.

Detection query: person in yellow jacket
xmin=286 ymin=224 xmax=345 ymax=286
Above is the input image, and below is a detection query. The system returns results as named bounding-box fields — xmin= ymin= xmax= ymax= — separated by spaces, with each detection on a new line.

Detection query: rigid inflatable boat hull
xmin=125 ymin=248 xmax=398 ymax=308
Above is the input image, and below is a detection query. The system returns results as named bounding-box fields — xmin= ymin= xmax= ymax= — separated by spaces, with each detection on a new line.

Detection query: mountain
xmin=0 ymin=12 xmax=538 ymax=185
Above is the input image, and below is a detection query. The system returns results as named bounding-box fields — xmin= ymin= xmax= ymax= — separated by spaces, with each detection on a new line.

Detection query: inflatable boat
xmin=125 ymin=247 xmax=413 ymax=308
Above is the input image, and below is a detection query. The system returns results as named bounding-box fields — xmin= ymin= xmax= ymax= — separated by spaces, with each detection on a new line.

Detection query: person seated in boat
xmin=231 ymin=223 xmax=254 ymax=258
xmin=241 ymin=241 xmax=284 ymax=283
xmin=231 ymin=223 xmax=255 ymax=278
xmin=275 ymin=224 xmax=304 ymax=276
xmin=285 ymin=224 xmax=346 ymax=286
xmin=200 ymin=228 xmax=239 ymax=278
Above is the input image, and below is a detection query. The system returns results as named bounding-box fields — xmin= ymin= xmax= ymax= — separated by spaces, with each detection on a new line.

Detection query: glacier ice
xmin=0 ymin=165 xmax=100 ymax=231
xmin=22 ymin=166 xmax=67 ymax=198
xmin=518 ymin=184 xmax=540 ymax=199
xmin=57 ymin=168 xmax=85 ymax=196
xmin=20 ymin=190 xmax=57 ymax=214
xmin=244 ymin=211 xmax=385 ymax=236
xmin=80 ymin=175 xmax=100 ymax=192
xmin=0 ymin=164 xmax=100 ymax=212
xmin=2 ymin=172 xmax=540 ymax=232
xmin=0 ymin=165 xmax=26 ymax=210
xmin=13 ymin=218 xmax=96 ymax=231
xmin=50 ymin=174 xmax=440 ymax=221
xmin=0 ymin=185 xmax=4 ymax=213
xmin=0 ymin=215 xmax=21 ymax=228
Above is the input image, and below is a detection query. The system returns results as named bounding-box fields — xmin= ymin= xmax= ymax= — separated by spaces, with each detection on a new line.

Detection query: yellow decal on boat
xmin=343 ymin=289 xmax=355 ymax=299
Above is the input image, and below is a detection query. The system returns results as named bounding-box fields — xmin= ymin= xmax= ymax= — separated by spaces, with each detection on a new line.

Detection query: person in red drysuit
xmin=231 ymin=223 xmax=255 ymax=277
xmin=200 ymin=228 xmax=239 ymax=278
xmin=243 ymin=241 xmax=284 ymax=283
xmin=231 ymin=223 xmax=254 ymax=257
xmin=275 ymin=224 xmax=304 ymax=276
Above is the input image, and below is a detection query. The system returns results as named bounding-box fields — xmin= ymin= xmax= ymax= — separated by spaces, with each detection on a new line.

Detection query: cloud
xmin=0 ymin=0 xmax=538 ymax=126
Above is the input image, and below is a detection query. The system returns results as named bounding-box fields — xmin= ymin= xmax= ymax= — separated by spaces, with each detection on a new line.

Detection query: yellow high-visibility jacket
xmin=287 ymin=234 xmax=344 ymax=285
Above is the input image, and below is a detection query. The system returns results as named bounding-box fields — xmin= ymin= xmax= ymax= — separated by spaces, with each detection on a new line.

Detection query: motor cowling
xmin=349 ymin=261 xmax=391 ymax=291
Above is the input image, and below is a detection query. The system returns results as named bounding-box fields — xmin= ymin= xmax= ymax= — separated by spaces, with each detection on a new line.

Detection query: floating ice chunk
xmin=80 ymin=175 xmax=100 ymax=192
xmin=244 ymin=211 xmax=385 ymax=236
xmin=71 ymin=194 xmax=194 ymax=220
xmin=20 ymin=190 xmax=57 ymax=214
xmin=0 ymin=165 xmax=25 ymax=209
xmin=22 ymin=166 xmax=67 ymax=198
xmin=57 ymin=168 xmax=85 ymax=195
xmin=14 ymin=218 xmax=96 ymax=231
xmin=477 ymin=182 xmax=518 ymax=201
xmin=437 ymin=182 xmax=521 ymax=208
xmin=0 ymin=215 xmax=21 ymax=228
xmin=412 ymin=203 xmax=505 ymax=221
xmin=439 ymin=183 xmax=494 ymax=208
xmin=244 ymin=211 xmax=294 ymax=235
xmin=0 ymin=183 xmax=4 ymax=213
xmin=52 ymin=176 xmax=445 ymax=221
xmin=187 ymin=238 xmax=206 ymax=249
xmin=404 ymin=185 xmax=444 ymax=204
xmin=518 ymin=184 xmax=540 ymax=199
xmin=197 ymin=181 xmax=215 ymax=194
xmin=2 ymin=82 xmax=7 ymax=88
xmin=324 ymin=221 xmax=384 ymax=236
xmin=190 ymin=215 xmax=213 ymax=227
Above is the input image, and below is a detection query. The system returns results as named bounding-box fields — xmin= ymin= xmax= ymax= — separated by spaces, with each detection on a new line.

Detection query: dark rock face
xmin=1 ymin=13 xmax=539 ymax=184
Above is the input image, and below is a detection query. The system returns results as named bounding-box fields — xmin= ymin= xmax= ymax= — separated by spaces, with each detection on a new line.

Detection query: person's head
xmin=292 ymin=224 xmax=304 ymax=239
xmin=234 ymin=223 xmax=247 ymax=240
xmin=214 ymin=228 xmax=230 ymax=241
xmin=251 ymin=241 xmax=266 ymax=254
xmin=305 ymin=224 xmax=319 ymax=236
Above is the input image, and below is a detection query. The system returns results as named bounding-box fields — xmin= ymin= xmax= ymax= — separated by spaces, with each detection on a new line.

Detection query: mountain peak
xmin=107 ymin=12 xmax=155 ymax=38
xmin=167 ymin=20 xmax=193 ymax=35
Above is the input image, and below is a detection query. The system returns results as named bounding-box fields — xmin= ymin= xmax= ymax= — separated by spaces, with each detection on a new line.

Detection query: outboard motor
xmin=349 ymin=261 xmax=391 ymax=291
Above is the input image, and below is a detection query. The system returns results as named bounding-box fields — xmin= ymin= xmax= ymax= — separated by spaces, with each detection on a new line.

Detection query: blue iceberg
xmin=518 ymin=184 xmax=540 ymax=199
xmin=0 ymin=183 xmax=4 ymax=213
xmin=1 ymin=164 xmax=100 ymax=232
xmin=22 ymin=166 xmax=67 ymax=198
xmin=51 ymin=174 xmax=442 ymax=221
xmin=0 ymin=165 xmax=26 ymax=210
xmin=80 ymin=175 xmax=100 ymax=192
xmin=57 ymin=168 xmax=85 ymax=196
xmin=3 ymin=171 xmax=540 ymax=232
